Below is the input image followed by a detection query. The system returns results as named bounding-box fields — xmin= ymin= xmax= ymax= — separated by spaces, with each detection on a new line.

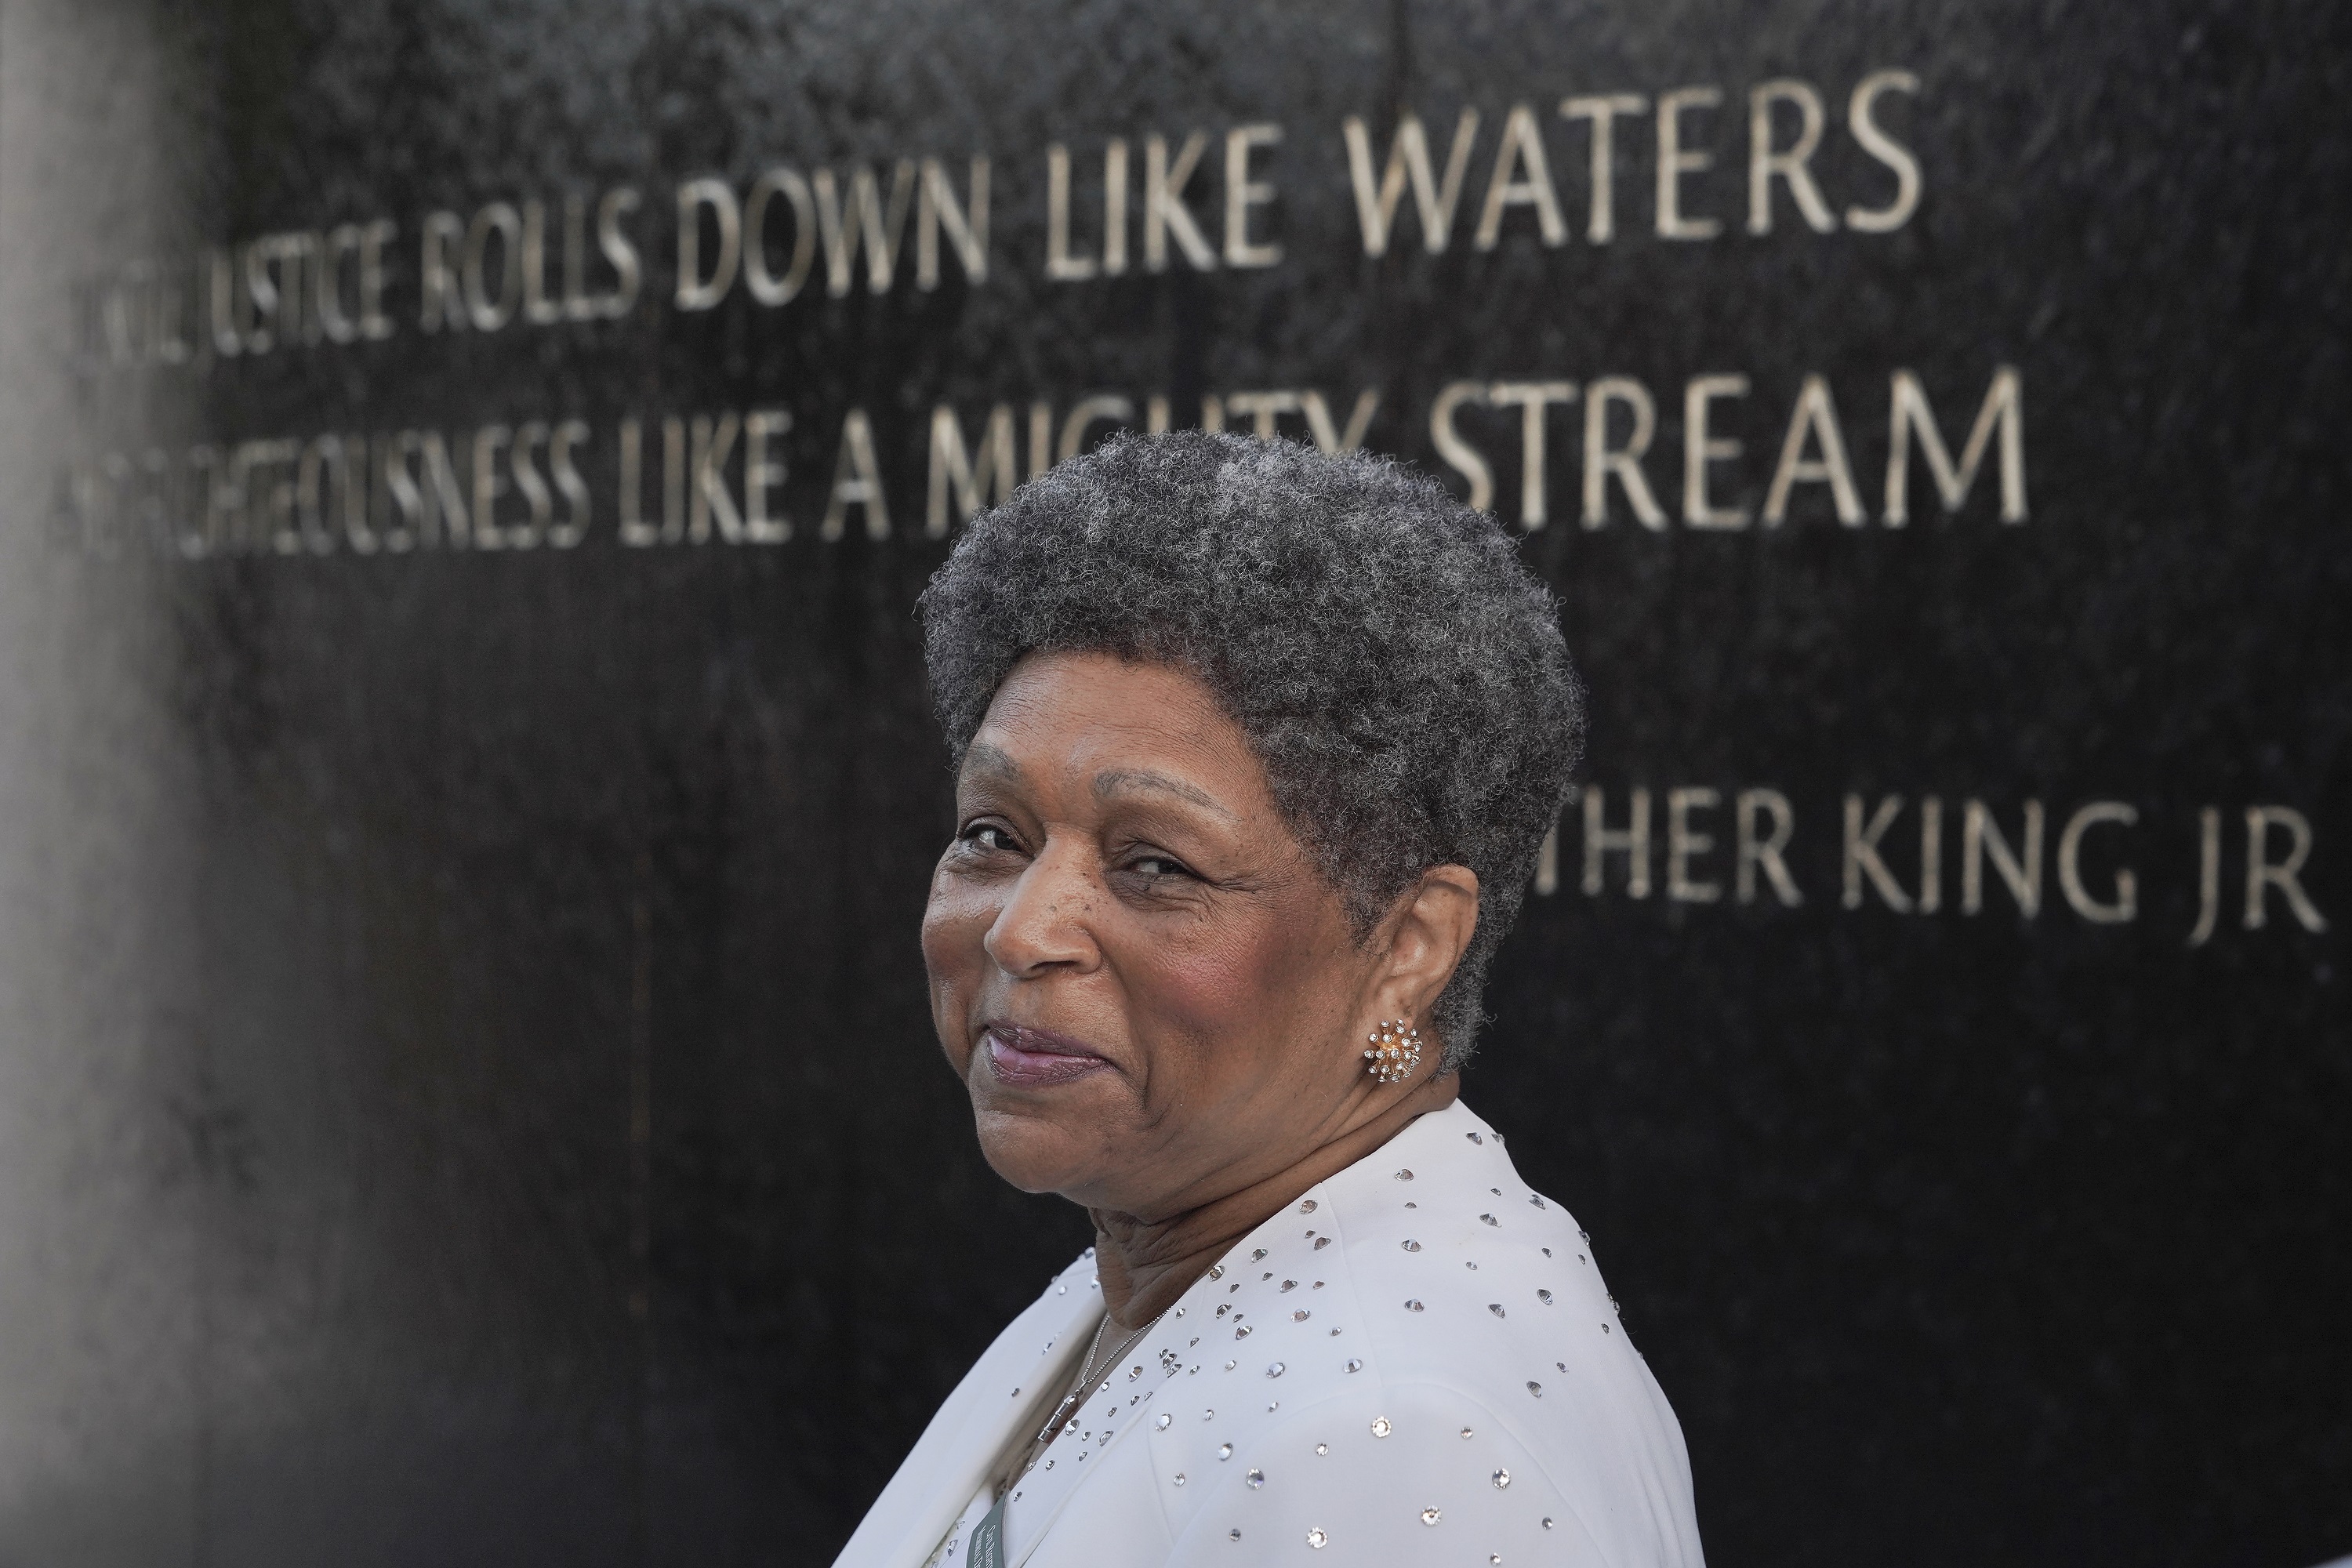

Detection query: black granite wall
xmin=11 ymin=1 xmax=2349 ymax=1563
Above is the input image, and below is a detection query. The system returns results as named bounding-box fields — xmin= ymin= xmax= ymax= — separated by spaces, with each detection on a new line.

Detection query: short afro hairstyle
xmin=916 ymin=430 xmax=1583 ymax=1068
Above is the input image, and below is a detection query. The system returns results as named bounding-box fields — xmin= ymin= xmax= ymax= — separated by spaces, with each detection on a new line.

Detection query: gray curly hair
xmin=916 ymin=430 xmax=1584 ymax=1069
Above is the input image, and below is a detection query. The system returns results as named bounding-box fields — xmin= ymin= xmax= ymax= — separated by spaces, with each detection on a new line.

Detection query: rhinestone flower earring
xmin=1363 ymin=1018 xmax=1424 ymax=1085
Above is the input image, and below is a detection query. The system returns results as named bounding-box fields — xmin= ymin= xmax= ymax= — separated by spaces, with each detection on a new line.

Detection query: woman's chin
xmin=971 ymin=1104 xmax=1120 ymax=1198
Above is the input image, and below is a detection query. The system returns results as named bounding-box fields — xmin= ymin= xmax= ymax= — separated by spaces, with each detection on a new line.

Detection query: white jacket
xmin=834 ymin=1102 xmax=1704 ymax=1567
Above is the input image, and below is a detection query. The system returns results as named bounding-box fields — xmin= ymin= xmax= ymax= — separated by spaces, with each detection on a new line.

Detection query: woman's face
xmin=921 ymin=650 xmax=1464 ymax=1219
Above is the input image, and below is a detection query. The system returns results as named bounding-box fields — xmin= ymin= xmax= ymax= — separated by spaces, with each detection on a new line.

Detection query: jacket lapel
xmin=832 ymin=1262 xmax=1104 ymax=1568
xmin=998 ymin=1247 xmax=1263 ymax=1565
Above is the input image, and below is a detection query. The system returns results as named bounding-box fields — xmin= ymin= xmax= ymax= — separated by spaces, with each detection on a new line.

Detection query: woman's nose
xmin=982 ymin=844 xmax=1101 ymax=977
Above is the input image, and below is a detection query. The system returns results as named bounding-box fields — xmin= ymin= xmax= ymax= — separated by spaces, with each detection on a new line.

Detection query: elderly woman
xmin=836 ymin=433 xmax=1702 ymax=1567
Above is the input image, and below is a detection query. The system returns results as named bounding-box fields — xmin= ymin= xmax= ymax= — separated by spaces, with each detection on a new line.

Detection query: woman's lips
xmin=983 ymin=1023 xmax=1113 ymax=1087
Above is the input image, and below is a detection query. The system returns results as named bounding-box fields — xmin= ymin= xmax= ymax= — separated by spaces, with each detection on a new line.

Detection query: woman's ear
xmin=1379 ymin=864 xmax=1480 ymax=1022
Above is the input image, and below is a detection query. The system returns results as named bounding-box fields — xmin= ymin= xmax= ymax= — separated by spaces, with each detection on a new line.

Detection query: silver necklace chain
xmin=1034 ymin=1308 xmax=1158 ymax=1449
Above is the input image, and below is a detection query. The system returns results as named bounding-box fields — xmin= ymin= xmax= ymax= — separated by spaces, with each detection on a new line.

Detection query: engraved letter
xmin=1488 ymin=379 xmax=1577 ymax=530
xmin=463 ymin=203 xmax=524 ymax=331
xmin=1736 ymin=788 xmax=1802 ymax=906
xmin=1430 ymin=380 xmax=1494 ymax=512
xmin=1846 ymin=70 xmax=1923 ymax=233
xmin=691 ymin=410 xmax=744 ymax=543
xmin=2057 ymin=801 xmax=2138 ymax=924
xmin=1342 ymin=109 xmax=1479 ymax=257
xmin=1145 ymin=132 xmax=1219 ymax=271
xmin=241 ymin=241 xmax=283 ymax=354
xmin=1843 ymin=794 xmax=1913 ymax=911
xmin=596 ymin=187 xmax=644 ymax=318
xmin=918 ymin=155 xmax=990 ymax=289
xmin=419 ymin=212 xmax=467 ymax=331
xmin=2245 ymin=807 xmax=2328 ymax=931
xmin=676 ymin=178 xmax=742 ymax=310
xmin=815 ymin=162 xmax=917 ymax=296
xmin=2188 ymin=806 xmax=2220 ymax=947
xmin=521 ymin=201 xmax=564 ymax=325
xmin=1473 ymin=104 xmax=1566 ymax=250
xmin=1762 ymin=374 xmax=1864 ymax=525
xmin=369 ymin=435 xmax=419 ymax=554
xmin=822 ymin=408 xmax=891 ymax=541
xmin=746 ymin=169 xmax=818 ymax=305
xmin=547 ymin=419 xmax=591 ymax=548
xmin=318 ymin=224 xmax=365 ymax=343
xmin=1301 ymin=388 xmax=1381 ymax=453
xmin=208 ymin=248 xmax=249 ymax=357
xmin=1028 ymin=401 xmax=1054 ymax=477
xmin=1224 ymin=390 xmax=1302 ymax=440
xmin=1559 ymin=95 xmax=1647 ymax=244
xmin=662 ymin=416 xmax=685 ymax=543
xmin=1962 ymin=798 xmax=2045 ymax=917
xmin=1104 ymin=138 xmax=1130 ymax=274
xmin=928 ymin=404 xmax=1017 ymax=536
xmin=1583 ymin=786 xmax=1652 ymax=899
xmin=470 ymin=423 xmax=513 ymax=547
xmin=1886 ymin=366 xmax=2027 ymax=524
xmin=1656 ymin=86 xmax=1723 ymax=240
xmin=1683 ymin=373 xmax=1751 ymax=528
xmin=1917 ymin=795 xmax=1944 ymax=914
xmin=248 ymin=438 xmax=303 ymax=554
xmin=1583 ymin=376 xmax=1667 ymax=529
xmin=295 ymin=435 xmax=347 ymax=554
xmin=561 ymin=192 xmax=594 ymax=320
xmin=1046 ymin=143 xmax=1098 ymax=280
xmin=510 ymin=420 xmax=552 ymax=549
xmin=359 ymin=219 xmax=397 ymax=339
xmin=1748 ymin=79 xmax=1836 ymax=234
xmin=418 ymin=430 xmax=471 ymax=550
xmin=618 ymin=417 xmax=657 ymax=546
xmin=743 ymin=409 xmax=790 ymax=543
xmin=1057 ymin=395 xmax=1136 ymax=463
xmin=1223 ymin=123 xmax=1283 ymax=267
xmin=1668 ymin=786 xmax=1722 ymax=903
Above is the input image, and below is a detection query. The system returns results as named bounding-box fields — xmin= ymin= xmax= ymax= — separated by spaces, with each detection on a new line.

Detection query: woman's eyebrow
xmin=1093 ymin=768 xmax=1234 ymax=819
xmin=961 ymin=742 xmax=1022 ymax=786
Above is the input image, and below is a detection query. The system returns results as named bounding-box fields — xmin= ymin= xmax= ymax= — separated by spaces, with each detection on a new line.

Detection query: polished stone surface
xmin=0 ymin=2 xmax=2344 ymax=1564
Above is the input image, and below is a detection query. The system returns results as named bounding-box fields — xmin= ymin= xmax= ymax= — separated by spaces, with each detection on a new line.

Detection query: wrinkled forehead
xmin=959 ymin=650 xmax=1272 ymax=821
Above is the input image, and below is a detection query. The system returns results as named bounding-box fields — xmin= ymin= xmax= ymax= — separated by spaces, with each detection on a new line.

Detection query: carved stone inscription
xmin=16 ymin=5 xmax=2347 ymax=1566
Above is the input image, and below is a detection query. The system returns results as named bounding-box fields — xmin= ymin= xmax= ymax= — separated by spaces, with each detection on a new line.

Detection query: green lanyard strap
xmin=964 ymin=1493 xmax=1008 ymax=1568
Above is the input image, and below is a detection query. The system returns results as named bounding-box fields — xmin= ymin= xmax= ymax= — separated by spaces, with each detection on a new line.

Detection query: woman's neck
xmin=1087 ymin=1073 xmax=1459 ymax=1331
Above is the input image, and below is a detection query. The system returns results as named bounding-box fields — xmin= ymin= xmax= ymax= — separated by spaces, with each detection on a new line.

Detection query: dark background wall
xmin=2 ymin=1 xmax=2346 ymax=1563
